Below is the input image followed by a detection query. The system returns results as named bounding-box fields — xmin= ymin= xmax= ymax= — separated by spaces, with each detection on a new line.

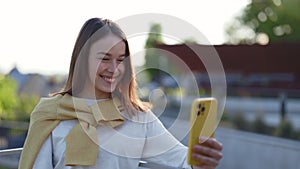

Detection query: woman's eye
xmin=97 ymin=55 xmax=125 ymax=63
xmin=117 ymin=57 xmax=126 ymax=62
xmin=117 ymin=58 xmax=124 ymax=62
xmin=99 ymin=57 xmax=109 ymax=61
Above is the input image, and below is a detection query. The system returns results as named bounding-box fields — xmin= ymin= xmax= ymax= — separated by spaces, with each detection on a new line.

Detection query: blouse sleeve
xmin=141 ymin=111 xmax=192 ymax=169
xmin=32 ymin=133 xmax=54 ymax=169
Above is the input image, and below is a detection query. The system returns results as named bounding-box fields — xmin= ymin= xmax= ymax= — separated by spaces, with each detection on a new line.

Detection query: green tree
xmin=0 ymin=75 xmax=18 ymax=120
xmin=144 ymin=23 xmax=164 ymax=81
xmin=225 ymin=0 xmax=300 ymax=44
xmin=145 ymin=23 xmax=163 ymax=49
xmin=14 ymin=94 xmax=39 ymax=121
xmin=0 ymin=74 xmax=39 ymax=121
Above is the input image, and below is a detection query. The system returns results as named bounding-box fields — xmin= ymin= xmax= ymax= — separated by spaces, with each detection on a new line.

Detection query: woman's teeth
xmin=102 ymin=76 xmax=115 ymax=83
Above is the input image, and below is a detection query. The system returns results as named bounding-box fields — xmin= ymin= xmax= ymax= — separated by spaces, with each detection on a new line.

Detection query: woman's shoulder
xmin=30 ymin=94 xmax=64 ymax=119
xmin=34 ymin=94 xmax=63 ymax=109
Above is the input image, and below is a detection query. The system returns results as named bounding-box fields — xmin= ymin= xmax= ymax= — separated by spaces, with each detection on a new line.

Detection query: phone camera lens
xmin=198 ymin=103 xmax=201 ymax=109
xmin=201 ymin=107 xmax=205 ymax=112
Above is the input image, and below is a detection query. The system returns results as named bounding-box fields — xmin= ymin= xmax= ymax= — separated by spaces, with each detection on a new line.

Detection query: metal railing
xmin=0 ymin=148 xmax=23 ymax=156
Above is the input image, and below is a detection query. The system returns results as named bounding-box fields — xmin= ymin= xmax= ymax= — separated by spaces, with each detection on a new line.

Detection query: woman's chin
xmin=95 ymin=86 xmax=117 ymax=95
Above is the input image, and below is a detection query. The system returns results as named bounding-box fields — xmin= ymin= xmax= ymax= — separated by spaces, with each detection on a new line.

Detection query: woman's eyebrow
xmin=97 ymin=51 xmax=126 ymax=57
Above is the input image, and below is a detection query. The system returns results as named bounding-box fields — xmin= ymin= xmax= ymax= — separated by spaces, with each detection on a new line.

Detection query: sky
xmin=0 ymin=0 xmax=250 ymax=75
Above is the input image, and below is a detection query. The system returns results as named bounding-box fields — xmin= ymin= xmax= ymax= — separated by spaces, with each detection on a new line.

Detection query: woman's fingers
xmin=192 ymin=136 xmax=223 ymax=168
xmin=193 ymin=143 xmax=223 ymax=160
xmin=192 ymin=152 xmax=219 ymax=167
xmin=199 ymin=136 xmax=223 ymax=151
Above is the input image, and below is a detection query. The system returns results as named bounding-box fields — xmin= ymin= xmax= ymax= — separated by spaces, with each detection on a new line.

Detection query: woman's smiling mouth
xmin=100 ymin=75 xmax=116 ymax=83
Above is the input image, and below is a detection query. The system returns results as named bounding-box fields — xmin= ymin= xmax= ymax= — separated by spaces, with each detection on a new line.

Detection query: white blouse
xmin=32 ymin=109 xmax=192 ymax=169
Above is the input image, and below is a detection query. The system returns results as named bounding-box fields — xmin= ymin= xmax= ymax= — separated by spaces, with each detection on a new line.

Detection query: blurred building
xmin=7 ymin=67 xmax=65 ymax=97
xmin=156 ymin=42 xmax=300 ymax=98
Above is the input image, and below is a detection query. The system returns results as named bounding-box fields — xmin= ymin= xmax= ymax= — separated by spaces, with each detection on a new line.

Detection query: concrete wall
xmin=215 ymin=128 xmax=300 ymax=169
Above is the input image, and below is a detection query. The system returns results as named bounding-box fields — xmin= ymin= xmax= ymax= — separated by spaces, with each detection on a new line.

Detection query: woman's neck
xmin=75 ymin=89 xmax=111 ymax=100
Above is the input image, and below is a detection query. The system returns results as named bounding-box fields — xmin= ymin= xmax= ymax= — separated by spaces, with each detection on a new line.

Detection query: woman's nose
xmin=107 ymin=60 xmax=117 ymax=72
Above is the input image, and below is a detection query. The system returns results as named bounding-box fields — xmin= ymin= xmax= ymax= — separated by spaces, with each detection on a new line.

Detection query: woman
xmin=19 ymin=18 xmax=222 ymax=169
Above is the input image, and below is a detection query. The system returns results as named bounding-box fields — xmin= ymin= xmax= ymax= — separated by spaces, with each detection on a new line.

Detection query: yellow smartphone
xmin=187 ymin=97 xmax=218 ymax=166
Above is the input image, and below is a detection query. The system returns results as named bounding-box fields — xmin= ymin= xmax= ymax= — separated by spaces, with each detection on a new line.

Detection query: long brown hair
xmin=53 ymin=18 xmax=149 ymax=113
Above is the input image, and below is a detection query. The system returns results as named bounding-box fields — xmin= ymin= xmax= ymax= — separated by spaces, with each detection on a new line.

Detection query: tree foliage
xmin=0 ymin=74 xmax=39 ymax=121
xmin=0 ymin=75 xmax=18 ymax=120
xmin=144 ymin=23 xmax=164 ymax=81
xmin=144 ymin=23 xmax=163 ymax=49
xmin=225 ymin=0 xmax=300 ymax=44
xmin=14 ymin=94 xmax=39 ymax=121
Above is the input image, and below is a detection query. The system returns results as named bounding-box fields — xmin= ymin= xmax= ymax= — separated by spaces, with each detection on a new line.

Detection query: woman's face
xmin=81 ymin=33 xmax=126 ymax=99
